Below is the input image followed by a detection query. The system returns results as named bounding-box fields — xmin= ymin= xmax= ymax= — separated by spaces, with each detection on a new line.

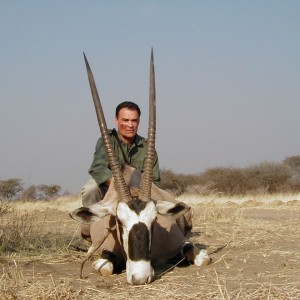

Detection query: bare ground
xmin=1 ymin=198 xmax=300 ymax=299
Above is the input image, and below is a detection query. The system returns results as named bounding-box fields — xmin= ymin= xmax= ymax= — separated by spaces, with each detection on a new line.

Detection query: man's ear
xmin=69 ymin=201 xmax=117 ymax=224
xmin=155 ymin=200 xmax=191 ymax=219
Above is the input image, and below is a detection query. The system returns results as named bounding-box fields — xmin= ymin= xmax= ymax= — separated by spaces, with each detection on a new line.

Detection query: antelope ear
xmin=69 ymin=201 xmax=117 ymax=224
xmin=155 ymin=200 xmax=191 ymax=219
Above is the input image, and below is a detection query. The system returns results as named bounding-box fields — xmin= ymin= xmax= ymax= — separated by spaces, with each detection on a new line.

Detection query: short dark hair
xmin=115 ymin=101 xmax=141 ymax=118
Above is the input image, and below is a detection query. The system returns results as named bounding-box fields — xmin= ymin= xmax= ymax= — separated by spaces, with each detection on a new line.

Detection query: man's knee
xmin=81 ymin=178 xmax=102 ymax=207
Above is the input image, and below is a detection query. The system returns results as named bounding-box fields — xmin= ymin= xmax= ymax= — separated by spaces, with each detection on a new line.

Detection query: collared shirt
xmin=88 ymin=129 xmax=161 ymax=187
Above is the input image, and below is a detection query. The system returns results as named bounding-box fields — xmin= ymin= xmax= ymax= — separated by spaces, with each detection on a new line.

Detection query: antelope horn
xmin=83 ymin=53 xmax=132 ymax=202
xmin=139 ymin=49 xmax=156 ymax=202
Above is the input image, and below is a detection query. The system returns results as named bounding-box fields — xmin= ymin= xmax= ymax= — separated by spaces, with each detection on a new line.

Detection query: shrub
xmin=0 ymin=179 xmax=23 ymax=200
xmin=244 ymin=162 xmax=291 ymax=194
xmin=283 ymin=155 xmax=300 ymax=192
xmin=38 ymin=184 xmax=62 ymax=200
xmin=18 ymin=184 xmax=62 ymax=200
xmin=160 ymin=169 xmax=199 ymax=195
xmin=198 ymin=167 xmax=247 ymax=195
xmin=19 ymin=185 xmax=38 ymax=200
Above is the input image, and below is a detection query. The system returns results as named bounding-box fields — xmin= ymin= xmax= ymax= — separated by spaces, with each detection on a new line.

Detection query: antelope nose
xmin=126 ymin=261 xmax=155 ymax=285
xmin=131 ymin=274 xmax=153 ymax=285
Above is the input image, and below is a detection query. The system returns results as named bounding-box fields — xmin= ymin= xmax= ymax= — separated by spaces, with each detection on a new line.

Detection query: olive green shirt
xmin=89 ymin=129 xmax=161 ymax=187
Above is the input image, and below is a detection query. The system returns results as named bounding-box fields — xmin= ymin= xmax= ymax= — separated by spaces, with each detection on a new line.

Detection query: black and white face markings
xmin=116 ymin=198 xmax=157 ymax=285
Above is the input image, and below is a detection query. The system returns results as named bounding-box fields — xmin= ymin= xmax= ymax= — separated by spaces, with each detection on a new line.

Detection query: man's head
xmin=115 ymin=101 xmax=141 ymax=144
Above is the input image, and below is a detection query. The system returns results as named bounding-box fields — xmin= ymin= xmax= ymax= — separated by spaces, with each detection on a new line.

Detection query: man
xmin=81 ymin=101 xmax=161 ymax=207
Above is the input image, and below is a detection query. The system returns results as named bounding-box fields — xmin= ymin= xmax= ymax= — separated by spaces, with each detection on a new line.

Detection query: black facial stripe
xmin=167 ymin=203 xmax=187 ymax=215
xmin=127 ymin=198 xmax=147 ymax=214
xmin=128 ymin=223 xmax=150 ymax=261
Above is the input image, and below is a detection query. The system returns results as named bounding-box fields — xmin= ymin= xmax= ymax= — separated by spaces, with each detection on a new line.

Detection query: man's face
xmin=115 ymin=108 xmax=140 ymax=142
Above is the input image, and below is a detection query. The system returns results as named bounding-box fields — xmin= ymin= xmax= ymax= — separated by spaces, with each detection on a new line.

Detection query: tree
xmin=0 ymin=178 xmax=23 ymax=200
xmin=283 ymin=155 xmax=300 ymax=192
xmin=283 ymin=155 xmax=300 ymax=169
xmin=38 ymin=184 xmax=62 ymax=200
xmin=19 ymin=185 xmax=38 ymax=200
xmin=160 ymin=169 xmax=199 ymax=195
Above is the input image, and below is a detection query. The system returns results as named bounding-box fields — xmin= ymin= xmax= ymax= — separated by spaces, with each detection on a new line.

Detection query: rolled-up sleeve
xmin=88 ymin=138 xmax=112 ymax=186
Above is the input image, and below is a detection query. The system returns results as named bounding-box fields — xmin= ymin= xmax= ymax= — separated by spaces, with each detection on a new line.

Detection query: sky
xmin=1 ymin=1 xmax=299 ymax=194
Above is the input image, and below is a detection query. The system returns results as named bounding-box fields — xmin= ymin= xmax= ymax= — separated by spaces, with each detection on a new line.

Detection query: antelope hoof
xmin=93 ymin=258 xmax=114 ymax=276
xmin=194 ymin=249 xmax=211 ymax=267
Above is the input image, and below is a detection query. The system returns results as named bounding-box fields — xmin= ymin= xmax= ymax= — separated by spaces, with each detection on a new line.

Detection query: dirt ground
xmin=1 ymin=199 xmax=300 ymax=299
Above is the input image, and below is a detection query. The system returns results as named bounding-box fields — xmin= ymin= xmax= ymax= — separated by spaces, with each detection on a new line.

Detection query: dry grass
xmin=11 ymin=194 xmax=82 ymax=213
xmin=1 ymin=261 xmax=82 ymax=300
xmin=178 ymin=192 xmax=300 ymax=206
xmin=1 ymin=194 xmax=300 ymax=299
xmin=0 ymin=199 xmax=13 ymax=216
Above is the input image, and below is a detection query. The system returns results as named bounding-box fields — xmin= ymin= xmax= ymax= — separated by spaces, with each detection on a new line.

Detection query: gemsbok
xmin=70 ymin=50 xmax=210 ymax=285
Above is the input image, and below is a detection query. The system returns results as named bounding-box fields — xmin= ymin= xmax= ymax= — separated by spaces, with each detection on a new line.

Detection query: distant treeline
xmin=0 ymin=180 xmax=62 ymax=201
xmin=1 ymin=155 xmax=300 ymax=200
xmin=160 ymin=155 xmax=300 ymax=196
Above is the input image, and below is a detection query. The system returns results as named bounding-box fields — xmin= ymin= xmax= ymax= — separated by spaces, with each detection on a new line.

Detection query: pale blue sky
xmin=1 ymin=1 xmax=299 ymax=193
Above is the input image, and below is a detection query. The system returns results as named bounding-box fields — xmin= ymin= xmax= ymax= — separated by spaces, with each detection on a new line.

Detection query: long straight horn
xmin=83 ymin=53 xmax=131 ymax=202
xmin=139 ymin=49 xmax=156 ymax=201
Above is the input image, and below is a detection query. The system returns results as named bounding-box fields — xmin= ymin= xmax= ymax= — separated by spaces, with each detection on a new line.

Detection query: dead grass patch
xmin=0 ymin=261 xmax=83 ymax=299
xmin=0 ymin=199 xmax=13 ymax=216
xmin=0 ymin=196 xmax=300 ymax=299
xmin=179 ymin=192 xmax=300 ymax=206
xmin=286 ymin=200 xmax=300 ymax=207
